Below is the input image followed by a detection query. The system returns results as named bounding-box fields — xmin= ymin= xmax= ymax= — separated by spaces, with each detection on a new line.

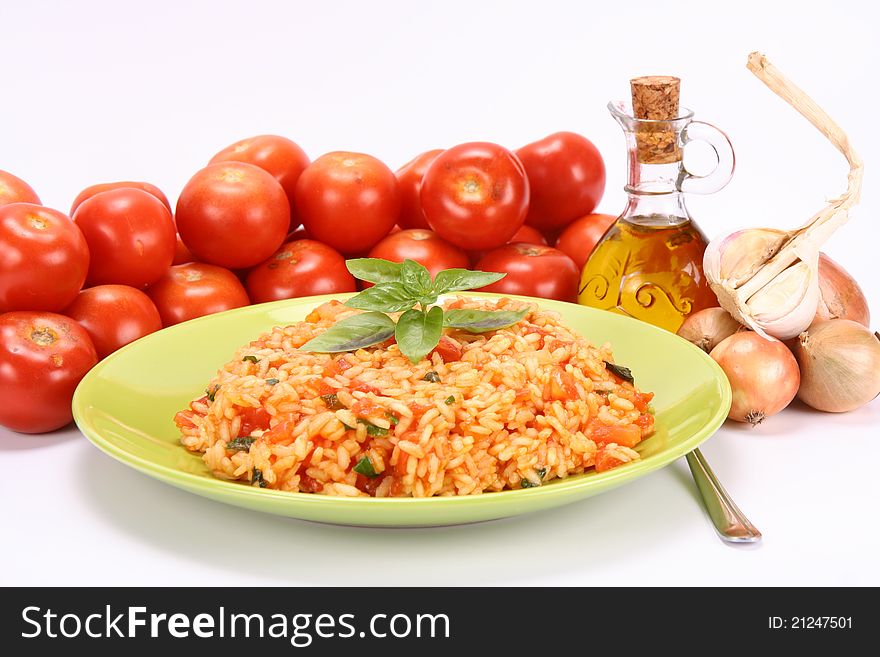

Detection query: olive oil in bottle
xmin=579 ymin=216 xmax=717 ymax=332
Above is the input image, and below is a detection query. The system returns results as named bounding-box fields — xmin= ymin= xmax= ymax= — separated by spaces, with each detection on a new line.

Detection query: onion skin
xmin=815 ymin=253 xmax=870 ymax=327
xmin=791 ymin=319 xmax=880 ymax=413
xmin=677 ymin=307 xmax=743 ymax=353
xmin=710 ymin=332 xmax=800 ymax=425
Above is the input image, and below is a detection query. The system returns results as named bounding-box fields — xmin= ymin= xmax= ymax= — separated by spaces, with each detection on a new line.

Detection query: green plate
xmin=72 ymin=293 xmax=731 ymax=527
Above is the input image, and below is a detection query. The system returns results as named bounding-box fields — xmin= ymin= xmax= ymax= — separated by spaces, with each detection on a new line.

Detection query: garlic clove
xmin=744 ymin=260 xmax=819 ymax=339
xmin=703 ymin=227 xmax=789 ymax=287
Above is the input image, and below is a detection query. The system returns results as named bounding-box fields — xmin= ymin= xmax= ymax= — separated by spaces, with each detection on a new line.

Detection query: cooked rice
xmin=174 ymin=297 xmax=655 ymax=497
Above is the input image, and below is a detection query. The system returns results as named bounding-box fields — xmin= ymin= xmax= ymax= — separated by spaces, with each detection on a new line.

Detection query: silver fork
xmin=686 ymin=448 xmax=762 ymax=544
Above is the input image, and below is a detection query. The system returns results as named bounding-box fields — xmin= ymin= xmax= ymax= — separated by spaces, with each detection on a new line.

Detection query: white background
xmin=2 ymin=0 xmax=878 ymax=586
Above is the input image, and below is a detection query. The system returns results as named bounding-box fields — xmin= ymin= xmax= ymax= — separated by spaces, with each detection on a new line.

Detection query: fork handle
xmin=686 ymin=448 xmax=762 ymax=544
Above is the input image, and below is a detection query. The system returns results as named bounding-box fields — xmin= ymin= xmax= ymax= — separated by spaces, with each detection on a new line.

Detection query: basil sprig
xmin=604 ymin=361 xmax=635 ymax=384
xmin=300 ymin=311 xmax=395 ymax=353
xmin=300 ymin=258 xmax=527 ymax=364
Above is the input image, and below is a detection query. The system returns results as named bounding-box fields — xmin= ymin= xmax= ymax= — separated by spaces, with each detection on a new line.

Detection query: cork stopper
xmin=630 ymin=75 xmax=681 ymax=164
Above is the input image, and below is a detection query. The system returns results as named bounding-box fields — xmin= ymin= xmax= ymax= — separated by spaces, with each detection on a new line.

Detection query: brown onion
xmin=790 ymin=319 xmax=880 ymax=413
xmin=816 ymin=253 xmax=870 ymax=327
xmin=677 ymin=307 xmax=743 ymax=353
xmin=710 ymin=332 xmax=800 ymax=425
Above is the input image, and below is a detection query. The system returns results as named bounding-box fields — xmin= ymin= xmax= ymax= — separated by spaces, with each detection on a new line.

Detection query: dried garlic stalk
xmin=703 ymin=52 xmax=863 ymax=340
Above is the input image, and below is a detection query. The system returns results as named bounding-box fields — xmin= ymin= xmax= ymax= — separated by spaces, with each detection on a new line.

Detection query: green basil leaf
xmin=345 ymin=282 xmax=416 ymax=313
xmin=299 ymin=312 xmax=396 ymax=353
xmin=433 ymin=268 xmax=505 ymax=294
xmin=320 ymin=393 xmax=344 ymax=410
xmin=395 ymin=306 xmax=443 ymax=364
xmin=604 ymin=361 xmax=635 ymax=384
xmin=345 ymin=258 xmax=403 ymax=284
xmin=226 ymin=437 xmax=256 ymax=452
xmin=357 ymin=419 xmax=389 ymax=436
xmin=400 ymin=259 xmax=433 ymax=297
xmin=442 ymin=308 xmax=528 ymax=333
xmin=353 ymin=456 xmax=379 ymax=477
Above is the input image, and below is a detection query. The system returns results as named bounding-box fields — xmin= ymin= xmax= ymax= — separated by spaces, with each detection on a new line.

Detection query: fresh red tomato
xmin=421 ymin=142 xmax=529 ymax=250
xmin=209 ymin=135 xmax=309 ymax=212
xmin=395 ymin=149 xmax=443 ymax=230
xmin=69 ymin=181 xmax=171 ymax=216
xmin=0 ymin=203 xmax=90 ymax=313
xmin=147 ymin=262 xmax=250 ymax=326
xmin=555 ymin=213 xmax=616 ymax=270
xmin=516 ymin=132 xmax=605 ymax=232
xmin=246 ymin=239 xmax=356 ymax=304
xmin=509 ymin=224 xmax=548 ymax=246
xmin=475 ymin=243 xmax=580 ymax=302
xmin=173 ymin=233 xmax=195 ymax=265
xmin=294 ymin=152 xmax=400 ymax=255
xmin=368 ymin=229 xmax=469 ymax=279
xmin=73 ymin=188 xmax=175 ymax=288
xmin=468 ymin=223 xmax=549 ymax=265
xmin=63 ymin=285 xmax=162 ymax=359
xmin=0 ymin=170 xmax=41 ymax=206
xmin=176 ymin=162 xmax=290 ymax=269
xmin=0 ymin=311 xmax=98 ymax=433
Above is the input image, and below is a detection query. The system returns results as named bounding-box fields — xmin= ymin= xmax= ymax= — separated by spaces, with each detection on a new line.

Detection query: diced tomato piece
xmin=524 ymin=325 xmax=552 ymax=337
xmin=355 ymin=473 xmax=386 ymax=496
xmin=548 ymin=367 xmax=578 ymax=401
xmin=351 ymin=379 xmax=382 ymax=395
xmin=634 ymin=413 xmax=655 ymax=436
xmin=430 ymin=336 xmax=462 ymax=363
xmin=315 ymin=379 xmax=336 ymax=396
xmin=173 ymin=410 xmax=197 ymax=430
xmin=408 ymin=402 xmax=431 ymax=423
xmin=262 ymin=414 xmax=300 ymax=443
xmin=237 ymin=407 xmax=271 ymax=437
xmin=352 ymin=397 xmax=383 ymax=417
xmin=595 ymin=447 xmax=627 ymax=473
xmin=306 ymin=299 xmax=345 ymax=324
xmin=394 ymin=451 xmax=410 ymax=476
xmin=632 ymin=391 xmax=654 ymax=412
xmin=299 ymin=473 xmax=322 ymax=493
xmin=322 ymin=356 xmax=352 ymax=378
xmin=589 ymin=422 xmax=641 ymax=448
xmin=515 ymin=388 xmax=532 ymax=403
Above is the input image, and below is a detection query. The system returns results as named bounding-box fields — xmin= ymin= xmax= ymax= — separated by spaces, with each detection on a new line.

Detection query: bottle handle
xmin=677 ymin=120 xmax=735 ymax=195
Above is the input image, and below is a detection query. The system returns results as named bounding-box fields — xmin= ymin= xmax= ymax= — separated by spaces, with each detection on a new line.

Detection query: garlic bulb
xmin=703 ymin=53 xmax=863 ymax=340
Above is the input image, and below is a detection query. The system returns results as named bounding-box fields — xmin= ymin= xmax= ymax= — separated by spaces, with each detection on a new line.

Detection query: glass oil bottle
xmin=578 ymin=76 xmax=735 ymax=332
